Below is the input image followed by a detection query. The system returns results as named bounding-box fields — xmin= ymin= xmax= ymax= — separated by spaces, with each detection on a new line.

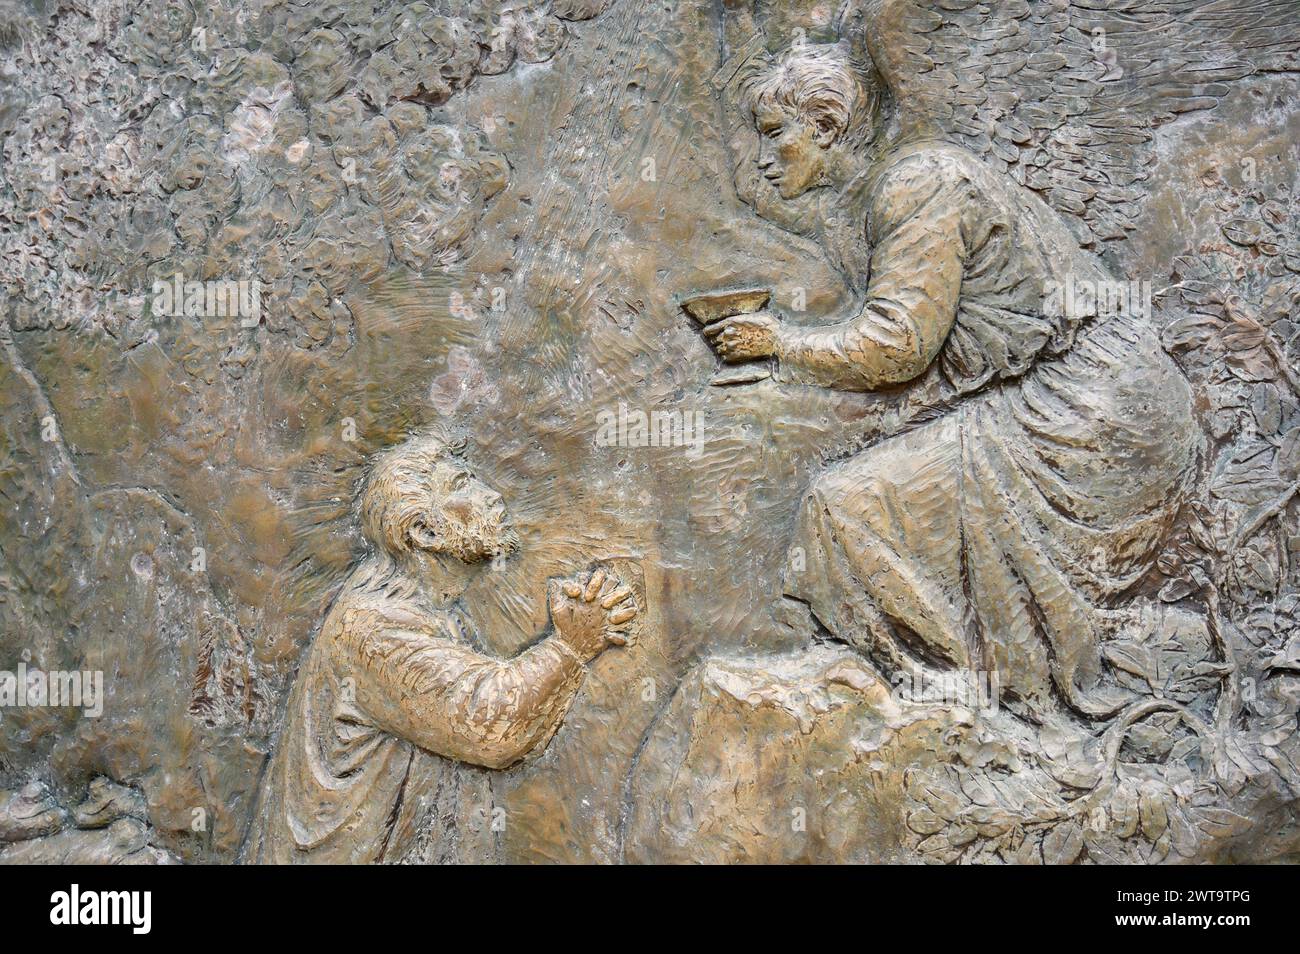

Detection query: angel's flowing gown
xmin=782 ymin=140 xmax=1199 ymax=720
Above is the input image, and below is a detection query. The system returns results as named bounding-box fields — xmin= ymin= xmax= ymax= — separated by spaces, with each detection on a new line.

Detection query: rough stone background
xmin=1 ymin=0 xmax=1299 ymax=863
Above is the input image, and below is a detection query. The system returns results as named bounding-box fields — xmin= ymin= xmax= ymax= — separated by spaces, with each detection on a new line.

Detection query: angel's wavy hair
xmin=749 ymin=40 xmax=884 ymax=154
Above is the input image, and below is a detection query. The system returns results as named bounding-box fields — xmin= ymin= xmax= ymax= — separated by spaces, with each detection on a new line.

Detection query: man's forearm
xmin=339 ymin=622 xmax=589 ymax=770
xmin=441 ymin=636 xmax=588 ymax=770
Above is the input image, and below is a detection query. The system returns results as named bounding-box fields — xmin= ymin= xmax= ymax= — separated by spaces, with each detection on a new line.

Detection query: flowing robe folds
xmin=246 ymin=580 xmax=585 ymax=863
xmin=782 ymin=141 xmax=1198 ymax=719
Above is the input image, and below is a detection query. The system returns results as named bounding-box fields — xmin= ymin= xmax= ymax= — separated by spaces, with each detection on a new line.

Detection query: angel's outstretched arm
xmin=775 ymin=156 xmax=968 ymax=391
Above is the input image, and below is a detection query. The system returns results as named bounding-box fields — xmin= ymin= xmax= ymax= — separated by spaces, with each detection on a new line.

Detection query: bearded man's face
xmin=421 ymin=461 xmax=519 ymax=563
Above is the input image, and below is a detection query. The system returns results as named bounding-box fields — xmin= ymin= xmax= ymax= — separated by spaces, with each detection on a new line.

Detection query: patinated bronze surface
xmin=1 ymin=0 xmax=1299 ymax=864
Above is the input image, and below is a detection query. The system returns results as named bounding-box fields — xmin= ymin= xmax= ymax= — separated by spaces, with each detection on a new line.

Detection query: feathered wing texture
xmin=852 ymin=0 xmax=1300 ymax=248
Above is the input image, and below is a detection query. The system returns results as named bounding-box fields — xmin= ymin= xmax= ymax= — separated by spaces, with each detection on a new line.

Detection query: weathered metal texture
xmin=1 ymin=0 xmax=1298 ymax=864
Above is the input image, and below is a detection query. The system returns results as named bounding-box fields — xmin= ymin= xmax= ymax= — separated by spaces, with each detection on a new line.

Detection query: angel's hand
xmin=704 ymin=311 xmax=780 ymax=363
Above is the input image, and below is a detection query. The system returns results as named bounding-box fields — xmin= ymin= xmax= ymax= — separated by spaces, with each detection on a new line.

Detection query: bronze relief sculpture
xmin=1 ymin=0 xmax=1299 ymax=867
xmin=247 ymin=433 xmax=635 ymax=862
xmin=708 ymin=37 xmax=1201 ymax=723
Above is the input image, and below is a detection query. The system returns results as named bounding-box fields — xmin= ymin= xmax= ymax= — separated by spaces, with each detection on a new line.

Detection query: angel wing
xmin=855 ymin=0 xmax=1300 ymax=248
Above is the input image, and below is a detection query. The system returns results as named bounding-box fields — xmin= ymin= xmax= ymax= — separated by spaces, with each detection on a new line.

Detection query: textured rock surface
xmin=1 ymin=0 xmax=1299 ymax=864
xmin=624 ymin=646 xmax=960 ymax=864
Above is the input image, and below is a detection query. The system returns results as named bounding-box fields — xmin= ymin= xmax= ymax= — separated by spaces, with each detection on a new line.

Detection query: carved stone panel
xmin=1 ymin=0 xmax=1299 ymax=865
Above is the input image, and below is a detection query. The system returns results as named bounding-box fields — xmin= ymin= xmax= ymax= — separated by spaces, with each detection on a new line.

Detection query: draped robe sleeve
xmin=776 ymin=155 xmax=975 ymax=391
xmin=333 ymin=606 xmax=586 ymax=771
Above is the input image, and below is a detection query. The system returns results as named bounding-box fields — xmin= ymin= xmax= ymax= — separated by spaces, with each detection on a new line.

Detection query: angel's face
xmin=756 ymin=104 xmax=826 ymax=199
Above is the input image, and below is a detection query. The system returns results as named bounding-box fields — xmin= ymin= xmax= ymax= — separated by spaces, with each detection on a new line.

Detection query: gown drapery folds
xmin=781 ymin=141 xmax=1199 ymax=720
